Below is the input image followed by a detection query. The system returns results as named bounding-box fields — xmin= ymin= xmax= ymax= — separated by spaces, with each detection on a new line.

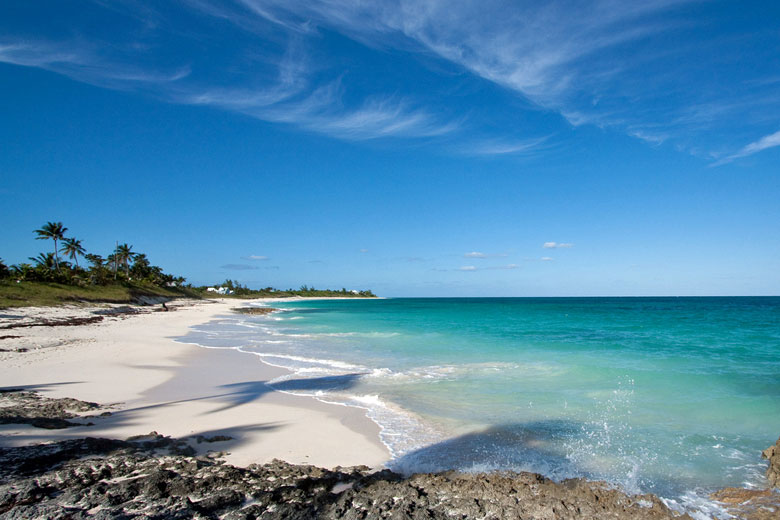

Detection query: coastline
xmin=0 ymin=297 xmax=389 ymax=468
xmin=1 ymin=297 xmax=778 ymax=519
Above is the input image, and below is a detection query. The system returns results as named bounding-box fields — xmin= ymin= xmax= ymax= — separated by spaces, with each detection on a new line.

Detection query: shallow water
xmin=177 ymin=297 xmax=780 ymax=515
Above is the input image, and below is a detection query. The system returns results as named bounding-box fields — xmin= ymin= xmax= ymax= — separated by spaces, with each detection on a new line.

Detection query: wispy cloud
xmin=175 ymin=75 xmax=457 ymax=140
xmin=4 ymin=1 xmax=778 ymax=158
xmin=217 ymin=1 xmax=780 ymax=158
xmin=543 ymin=242 xmax=573 ymax=249
xmin=462 ymin=136 xmax=550 ymax=156
xmin=458 ymin=263 xmax=518 ymax=272
xmin=0 ymin=40 xmax=190 ymax=88
xmin=0 ymin=30 xmax=457 ymax=143
xmin=463 ymin=251 xmax=508 ymax=258
xmin=541 ymin=257 xmax=554 ymax=261
xmin=244 ymin=255 xmax=269 ymax=260
xmin=220 ymin=263 xmax=259 ymax=270
xmin=714 ymin=129 xmax=780 ymax=165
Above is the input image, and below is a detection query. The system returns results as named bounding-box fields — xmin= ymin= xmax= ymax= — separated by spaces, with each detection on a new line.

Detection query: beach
xmin=1 ymin=297 xmax=778 ymax=519
xmin=0 ymin=298 xmax=389 ymax=469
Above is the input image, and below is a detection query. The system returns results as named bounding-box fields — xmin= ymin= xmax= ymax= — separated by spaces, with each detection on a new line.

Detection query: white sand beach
xmin=0 ymin=299 xmax=389 ymax=468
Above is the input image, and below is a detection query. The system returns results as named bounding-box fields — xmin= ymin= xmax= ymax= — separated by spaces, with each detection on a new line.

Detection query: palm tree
xmin=0 ymin=258 xmax=9 ymax=279
xmin=115 ymin=243 xmax=135 ymax=277
xmin=61 ymin=238 xmax=86 ymax=268
xmin=29 ymin=252 xmax=57 ymax=269
xmin=34 ymin=222 xmax=68 ymax=272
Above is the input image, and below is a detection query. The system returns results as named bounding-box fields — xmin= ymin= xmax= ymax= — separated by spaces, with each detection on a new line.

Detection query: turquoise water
xmin=179 ymin=297 xmax=780 ymax=515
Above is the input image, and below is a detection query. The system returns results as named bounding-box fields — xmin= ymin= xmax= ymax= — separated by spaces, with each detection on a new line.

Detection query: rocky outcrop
xmin=763 ymin=437 xmax=780 ymax=488
xmin=710 ymin=487 xmax=779 ymax=520
xmin=0 ymin=436 xmax=690 ymax=520
xmin=0 ymin=389 xmax=107 ymax=429
xmin=231 ymin=307 xmax=278 ymax=315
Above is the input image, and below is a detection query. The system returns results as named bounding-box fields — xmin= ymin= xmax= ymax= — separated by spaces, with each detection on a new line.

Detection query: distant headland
xmin=0 ymin=221 xmax=375 ymax=308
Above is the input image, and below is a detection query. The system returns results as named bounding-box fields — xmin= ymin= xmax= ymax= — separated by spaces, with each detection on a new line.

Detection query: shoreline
xmin=0 ymin=298 xmax=389 ymax=469
xmin=1 ymin=297 xmax=778 ymax=519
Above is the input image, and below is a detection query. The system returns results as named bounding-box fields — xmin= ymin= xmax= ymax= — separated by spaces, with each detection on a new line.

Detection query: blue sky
xmin=1 ymin=0 xmax=779 ymax=296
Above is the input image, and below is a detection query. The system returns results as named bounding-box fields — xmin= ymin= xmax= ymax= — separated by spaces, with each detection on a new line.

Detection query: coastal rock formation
xmin=710 ymin=487 xmax=779 ymax=520
xmin=231 ymin=307 xmax=278 ymax=315
xmin=0 ymin=436 xmax=690 ymax=520
xmin=0 ymin=389 xmax=106 ymax=429
xmin=763 ymin=437 xmax=780 ymax=488
xmin=707 ymin=437 xmax=780 ymax=519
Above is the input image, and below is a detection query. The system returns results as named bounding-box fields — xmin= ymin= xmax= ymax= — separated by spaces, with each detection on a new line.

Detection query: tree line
xmin=213 ymin=279 xmax=376 ymax=298
xmin=0 ymin=221 xmax=185 ymax=288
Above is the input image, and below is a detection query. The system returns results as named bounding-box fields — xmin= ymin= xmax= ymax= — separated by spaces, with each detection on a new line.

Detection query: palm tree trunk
xmin=53 ymin=238 xmax=60 ymax=272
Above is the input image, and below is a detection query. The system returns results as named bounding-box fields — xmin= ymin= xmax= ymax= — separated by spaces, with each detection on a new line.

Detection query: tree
xmin=28 ymin=252 xmax=60 ymax=281
xmin=29 ymin=252 xmax=57 ymax=270
xmin=11 ymin=263 xmax=35 ymax=281
xmin=85 ymin=253 xmax=109 ymax=285
xmin=61 ymin=238 xmax=86 ymax=268
xmin=84 ymin=253 xmax=104 ymax=269
xmin=115 ymin=243 xmax=135 ymax=277
xmin=0 ymin=258 xmax=9 ymax=279
xmin=34 ymin=222 xmax=68 ymax=272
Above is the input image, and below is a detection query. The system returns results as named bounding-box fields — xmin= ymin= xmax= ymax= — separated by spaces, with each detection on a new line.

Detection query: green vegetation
xmin=0 ymin=281 xmax=191 ymax=308
xmin=1 ymin=222 xmax=192 ymax=308
xmin=1 ymin=222 xmax=377 ymax=307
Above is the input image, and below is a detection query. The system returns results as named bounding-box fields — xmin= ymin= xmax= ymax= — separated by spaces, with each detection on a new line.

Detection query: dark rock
xmin=0 ymin=390 xmax=103 ymax=429
xmin=0 ymin=436 xmax=692 ymax=520
xmin=0 ymin=315 xmax=104 ymax=330
xmin=194 ymin=434 xmax=233 ymax=444
xmin=231 ymin=307 xmax=278 ymax=315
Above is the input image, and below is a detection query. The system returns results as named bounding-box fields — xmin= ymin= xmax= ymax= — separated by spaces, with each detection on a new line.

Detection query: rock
xmin=0 ymin=436 xmax=692 ymax=520
xmin=231 ymin=307 xmax=278 ymax=315
xmin=711 ymin=487 xmax=780 ymax=520
xmin=0 ymin=390 xmax=103 ymax=429
xmin=711 ymin=487 xmax=773 ymax=504
xmin=763 ymin=437 xmax=780 ymax=488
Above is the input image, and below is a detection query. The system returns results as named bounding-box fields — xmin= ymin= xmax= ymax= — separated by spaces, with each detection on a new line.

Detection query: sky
xmin=1 ymin=0 xmax=779 ymax=296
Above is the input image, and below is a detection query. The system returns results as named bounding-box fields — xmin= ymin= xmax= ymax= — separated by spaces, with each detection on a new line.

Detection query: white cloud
xmin=715 ymin=129 xmax=780 ymax=164
xmin=463 ymin=251 xmax=509 ymax=258
xmin=245 ymin=255 xmax=269 ymax=260
xmin=224 ymin=2 xmax=698 ymax=130
xmin=359 ymin=248 xmax=369 ymax=253
xmin=541 ymin=257 xmax=554 ymax=261
xmin=458 ymin=263 xmax=518 ymax=271
xmin=0 ymin=34 xmax=457 ymax=142
xmin=543 ymin=242 xmax=573 ymax=249
xmin=0 ymin=41 xmax=190 ymax=88
xmin=8 ymin=0 xmax=774 ymax=157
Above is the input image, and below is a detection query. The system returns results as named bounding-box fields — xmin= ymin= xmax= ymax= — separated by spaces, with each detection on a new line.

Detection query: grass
xmin=0 ymin=281 xmax=196 ymax=308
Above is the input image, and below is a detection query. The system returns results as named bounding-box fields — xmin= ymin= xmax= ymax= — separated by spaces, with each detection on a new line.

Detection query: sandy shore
xmin=0 ymin=298 xmax=389 ymax=468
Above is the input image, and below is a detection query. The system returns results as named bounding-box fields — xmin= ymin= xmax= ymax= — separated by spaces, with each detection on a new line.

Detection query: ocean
xmin=177 ymin=297 xmax=780 ymax=516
